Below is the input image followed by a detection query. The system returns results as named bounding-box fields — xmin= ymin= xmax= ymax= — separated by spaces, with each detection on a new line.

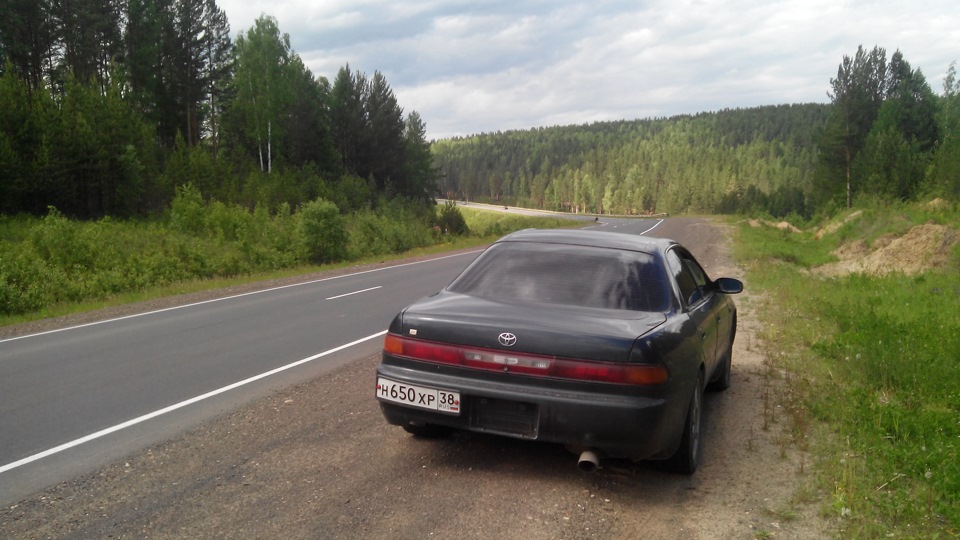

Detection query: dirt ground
xmin=0 ymin=218 xmax=831 ymax=539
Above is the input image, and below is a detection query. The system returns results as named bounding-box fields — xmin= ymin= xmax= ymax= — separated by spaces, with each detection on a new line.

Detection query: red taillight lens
xmin=404 ymin=339 xmax=460 ymax=365
xmin=383 ymin=333 xmax=667 ymax=385
xmin=553 ymin=360 xmax=668 ymax=385
xmin=384 ymin=333 xmax=459 ymax=364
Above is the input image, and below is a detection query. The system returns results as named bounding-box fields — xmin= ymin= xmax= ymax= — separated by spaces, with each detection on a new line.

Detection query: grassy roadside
xmin=732 ymin=202 xmax=960 ymax=538
xmin=0 ymin=207 xmax=578 ymax=328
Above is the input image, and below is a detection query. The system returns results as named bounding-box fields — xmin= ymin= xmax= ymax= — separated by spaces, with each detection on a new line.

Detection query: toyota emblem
xmin=498 ymin=332 xmax=517 ymax=347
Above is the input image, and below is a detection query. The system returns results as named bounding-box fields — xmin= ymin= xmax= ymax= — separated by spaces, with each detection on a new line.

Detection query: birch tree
xmin=232 ymin=15 xmax=291 ymax=174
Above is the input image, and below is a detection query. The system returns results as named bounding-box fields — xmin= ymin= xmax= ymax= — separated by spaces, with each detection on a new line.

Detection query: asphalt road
xmin=0 ymin=211 xmax=663 ymax=506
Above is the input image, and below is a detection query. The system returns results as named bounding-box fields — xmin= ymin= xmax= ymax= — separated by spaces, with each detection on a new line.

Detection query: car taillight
xmin=384 ymin=333 xmax=460 ymax=365
xmin=553 ymin=359 xmax=669 ymax=385
xmin=383 ymin=333 xmax=667 ymax=385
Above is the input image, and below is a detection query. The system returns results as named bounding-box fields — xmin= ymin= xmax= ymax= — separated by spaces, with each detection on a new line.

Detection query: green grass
xmin=459 ymin=206 xmax=580 ymax=236
xmin=732 ymin=204 xmax=960 ymax=538
xmin=736 ymin=222 xmax=839 ymax=270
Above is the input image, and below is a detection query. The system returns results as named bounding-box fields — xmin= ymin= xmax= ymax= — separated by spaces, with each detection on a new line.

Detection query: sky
xmin=216 ymin=0 xmax=959 ymax=141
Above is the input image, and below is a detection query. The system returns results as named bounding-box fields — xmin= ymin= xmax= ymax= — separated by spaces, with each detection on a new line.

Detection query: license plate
xmin=376 ymin=377 xmax=460 ymax=414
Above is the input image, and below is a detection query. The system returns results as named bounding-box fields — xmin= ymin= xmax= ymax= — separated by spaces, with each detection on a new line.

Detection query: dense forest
xmin=433 ymin=104 xmax=828 ymax=218
xmin=433 ymin=47 xmax=960 ymax=219
xmin=0 ymin=0 xmax=436 ymax=219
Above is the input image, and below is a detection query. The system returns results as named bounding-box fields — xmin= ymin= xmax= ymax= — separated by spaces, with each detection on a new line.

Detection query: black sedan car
xmin=375 ymin=228 xmax=742 ymax=474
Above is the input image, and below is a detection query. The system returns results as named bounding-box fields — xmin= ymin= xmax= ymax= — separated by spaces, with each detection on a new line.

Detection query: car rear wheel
xmin=665 ymin=371 xmax=704 ymax=474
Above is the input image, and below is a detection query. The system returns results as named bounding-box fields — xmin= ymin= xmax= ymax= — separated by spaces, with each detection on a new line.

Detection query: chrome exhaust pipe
xmin=577 ymin=449 xmax=601 ymax=473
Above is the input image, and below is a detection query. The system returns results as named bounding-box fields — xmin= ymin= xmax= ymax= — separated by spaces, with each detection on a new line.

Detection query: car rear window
xmin=447 ymin=241 xmax=670 ymax=312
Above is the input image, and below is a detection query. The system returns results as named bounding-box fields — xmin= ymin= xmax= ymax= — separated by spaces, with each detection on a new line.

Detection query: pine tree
xmin=203 ymin=0 xmax=232 ymax=157
xmin=852 ymin=51 xmax=940 ymax=200
xmin=172 ymin=0 xmax=208 ymax=146
xmin=0 ymin=0 xmax=55 ymax=91
xmin=884 ymin=51 xmax=939 ymax=153
xmin=364 ymin=71 xmax=405 ymax=192
xmin=284 ymin=55 xmax=336 ymax=172
xmin=930 ymin=62 xmax=960 ymax=198
xmin=817 ymin=45 xmax=887 ymax=207
xmin=330 ymin=65 xmax=368 ymax=178
xmin=50 ymin=0 xmax=124 ymax=91
xmin=403 ymin=110 xmax=435 ymax=200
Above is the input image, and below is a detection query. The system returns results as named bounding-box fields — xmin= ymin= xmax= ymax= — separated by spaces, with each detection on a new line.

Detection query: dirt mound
xmin=926 ymin=198 xmax=951 ymax=210
xmin=815 ymin=210 xmax=863 ymax=240
xmin=815 ymin=223 xmax=957 ymax=277
xmin=748 ymin=219 xmax=801 ymax=233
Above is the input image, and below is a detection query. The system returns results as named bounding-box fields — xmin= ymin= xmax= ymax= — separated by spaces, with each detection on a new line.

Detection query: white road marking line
xmin=0 ymin=250 xmax=481 ymax=345
xmin=326 ymin=286 xmax=382 ymax=300
xmin=0 ymin=330 xmax=388 ymax=475
xmin=641 ymin=218 xmax=665 ymax=234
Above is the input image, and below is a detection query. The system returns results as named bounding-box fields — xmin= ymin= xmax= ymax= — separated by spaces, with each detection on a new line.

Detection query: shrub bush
xmin=347 ymin=208 xmax=434 ymax=259
xmin=296 ymin=198 xmax=347 ymax=264
xmin=436 ymin=201 xmax=469 ymax=236
xmin=168 ymin=184 xmax=206 ymax=235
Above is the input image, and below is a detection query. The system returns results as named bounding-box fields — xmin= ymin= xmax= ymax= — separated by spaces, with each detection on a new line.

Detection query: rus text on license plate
xmin=376 ymin=378 xmax=460 ymax=414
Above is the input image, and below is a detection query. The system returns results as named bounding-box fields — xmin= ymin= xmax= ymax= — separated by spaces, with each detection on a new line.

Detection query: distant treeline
xmin=433 ymin=47 xmax=960 ymax=219
xmin=433 ymin=104 xmax=828 ymax=218
xmin=0 ymin=1 xmax=436 ymax=219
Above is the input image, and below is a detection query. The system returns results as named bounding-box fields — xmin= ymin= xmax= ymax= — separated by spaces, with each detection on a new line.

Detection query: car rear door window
xmin=666 ymin=249 xmax=708 ymax=307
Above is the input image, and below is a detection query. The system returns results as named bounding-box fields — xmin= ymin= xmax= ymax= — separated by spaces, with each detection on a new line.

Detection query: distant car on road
xmin=375 ymin=229 xmax=742 ymax=473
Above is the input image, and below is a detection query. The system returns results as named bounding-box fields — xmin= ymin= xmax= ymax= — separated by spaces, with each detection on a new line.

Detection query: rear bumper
xmin=376 ymin=359 xmax=685 ymax=460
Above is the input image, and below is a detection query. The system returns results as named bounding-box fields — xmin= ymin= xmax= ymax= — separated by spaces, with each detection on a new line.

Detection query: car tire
xmin=706 ymin=341 xmax=732 ymax=392
xmin=665 ymin=371 xmax=704 ymax=474
xmin=402 ymin=423 xmax=452 ymax=438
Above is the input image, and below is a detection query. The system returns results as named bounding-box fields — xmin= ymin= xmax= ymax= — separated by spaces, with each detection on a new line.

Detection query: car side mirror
xmin=713 ymin=277 xmax=743 ymax=294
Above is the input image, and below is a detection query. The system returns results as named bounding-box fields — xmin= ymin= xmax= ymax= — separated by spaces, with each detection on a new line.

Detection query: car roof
xmin=496 ymin=228 xmax=677 ymax=255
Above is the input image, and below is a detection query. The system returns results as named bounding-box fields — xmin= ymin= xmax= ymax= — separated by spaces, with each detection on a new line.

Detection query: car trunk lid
xmin=398 ymin=292 xmax=666 ymax=363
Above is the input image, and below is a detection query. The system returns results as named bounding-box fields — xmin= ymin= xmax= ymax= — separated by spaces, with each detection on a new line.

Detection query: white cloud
xmin=217 ymin=0 xmax=960 ymax=139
